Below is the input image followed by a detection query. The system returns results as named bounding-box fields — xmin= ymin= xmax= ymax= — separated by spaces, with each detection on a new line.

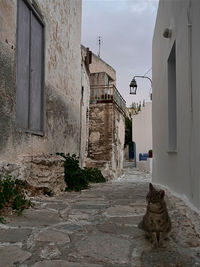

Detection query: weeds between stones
xmin=0 ymin=174 xmax=32 ymax=223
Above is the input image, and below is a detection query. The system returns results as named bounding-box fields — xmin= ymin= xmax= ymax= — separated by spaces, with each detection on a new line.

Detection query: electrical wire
xmin=143 ymin=67 xmax=152 ymax=77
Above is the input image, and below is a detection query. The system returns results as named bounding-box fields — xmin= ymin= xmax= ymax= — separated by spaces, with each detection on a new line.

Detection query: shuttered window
xmin=16 ymin=0 xmax=44 ymax=134
xmin=168 ymin=42 xmax=177 ymax=152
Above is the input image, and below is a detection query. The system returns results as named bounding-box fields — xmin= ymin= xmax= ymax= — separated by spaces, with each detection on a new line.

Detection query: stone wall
xmin=0 ymin=0 xmax=89 ymax=191
xmin=90 ymin=72 xmax=113 ymax=86
xmin=0 ymin=154 xmax=65 ymax=195
xmin=80 ymin=56 xmax=90 ymax=167
xmin=87 ymin=103 xmax=125 ymax=179
xmin=112 ymin=105 xmax=125 ymax=178
xmin=81 ymin=45 xmax=125 ymax=179
xmin=88 ymin=104 xmax=113 ymax=162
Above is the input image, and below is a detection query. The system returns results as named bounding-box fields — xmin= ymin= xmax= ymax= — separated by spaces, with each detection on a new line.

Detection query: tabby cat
xmin=138 ymin=183 xmax=171 ymax=248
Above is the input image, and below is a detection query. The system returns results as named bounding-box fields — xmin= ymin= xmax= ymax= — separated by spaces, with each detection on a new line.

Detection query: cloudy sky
xmin=82 ymin=0 xmax=159 ymax=106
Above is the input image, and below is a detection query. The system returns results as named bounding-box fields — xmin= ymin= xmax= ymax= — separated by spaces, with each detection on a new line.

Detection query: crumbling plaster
xmin=0 ymin=0 xmax=87 ymax=166
xmin=87 ymin=103 xmax=125 ymax=179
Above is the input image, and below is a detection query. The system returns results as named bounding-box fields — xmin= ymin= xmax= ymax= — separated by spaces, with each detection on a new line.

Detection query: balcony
xmin=90 ymin=85 xmax=126 ymax=114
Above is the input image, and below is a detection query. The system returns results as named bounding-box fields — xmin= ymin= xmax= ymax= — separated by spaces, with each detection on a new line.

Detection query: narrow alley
xmin=0 ymin=163 xmax=200 ymax=267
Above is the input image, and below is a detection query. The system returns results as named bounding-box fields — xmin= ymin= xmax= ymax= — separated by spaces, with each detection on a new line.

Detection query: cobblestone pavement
xmin=1 ymin=163 xmax=200 ymax=267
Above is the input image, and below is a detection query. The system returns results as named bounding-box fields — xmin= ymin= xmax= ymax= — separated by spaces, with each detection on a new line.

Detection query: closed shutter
xmin=16 ymin=0 xmax=30 ymax=129
xmin=29 ymin=13 xmax=44 ymax=132
xmin=16 ymin=0 xmax=44 ymax=133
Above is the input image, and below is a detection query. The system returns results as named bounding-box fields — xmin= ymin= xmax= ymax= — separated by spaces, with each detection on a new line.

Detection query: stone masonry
xmin=0 ymin=0 xmax=89 ymax=192
xmin=87 ymin=103 xmax=125 ymax=179
xmin=1 ymin=163 xmax=200 ymax=266
xmin=85 ymin=50 xmax=126 ymax=179
xmin=0 ymin=154 xmax=65 ymax=195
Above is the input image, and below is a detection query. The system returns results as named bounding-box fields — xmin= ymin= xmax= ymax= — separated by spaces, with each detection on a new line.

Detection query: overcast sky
xmin=82 ymin=0 xmax=159 ymax=107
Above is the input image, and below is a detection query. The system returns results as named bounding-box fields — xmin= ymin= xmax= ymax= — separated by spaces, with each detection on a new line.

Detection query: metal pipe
xmin=133 ymin=75 xmax=152 ymax=86
xmin=187 ymin=0 xmax=193 ymax=112
xmin=134 ymin=142 xmax=136 ymax=168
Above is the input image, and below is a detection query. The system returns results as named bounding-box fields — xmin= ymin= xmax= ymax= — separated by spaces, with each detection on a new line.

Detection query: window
xmin=16 ymin=0 xmax=44 ymax=134
xmin=168 ymin=42 xmax=177 ymax=151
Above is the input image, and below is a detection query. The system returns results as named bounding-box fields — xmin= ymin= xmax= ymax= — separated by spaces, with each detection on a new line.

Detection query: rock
xmin=0 ymin=229 xmax=32 ymax=243
xmin=141 ymin=249 xmax=195 ymax=267
xmin=22 ymin=154 xmax=66 ymax=195
xmin=103 ymin=205 xmax=145 ymax=217
xmin=107 ymin=215 xmax=143 ymax=226
xmin=6 ymin=209 xmax=62 ymax=227
xmin=31 ymin=261 xmax=102 ymax=267
xmin=0 ymin=154 xmax=66 ymax=196
xmin=37 ymin=229 xmax=70 ymax=244
xmin=0 ymin=245 xmax=31 ymax=267
xmin=40 ymin=244 xmax=61 ymax=259
xmin=75 ymin=233 xmax=131 ymax=264
xmin=57 ymin=223 xmax=83 ymax=234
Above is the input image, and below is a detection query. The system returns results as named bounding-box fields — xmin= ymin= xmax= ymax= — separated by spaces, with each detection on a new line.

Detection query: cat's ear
xmin=149 ymin=183 xmax=154 ymax=191
xmin=159 ymin=190 xmax=165 ymax=198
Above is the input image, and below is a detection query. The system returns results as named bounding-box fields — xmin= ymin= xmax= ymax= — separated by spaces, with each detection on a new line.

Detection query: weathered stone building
xmin=0 ymin=0 xmax=90 ymax=192
xmin=82 ymin=47 xmax=126 ymax=179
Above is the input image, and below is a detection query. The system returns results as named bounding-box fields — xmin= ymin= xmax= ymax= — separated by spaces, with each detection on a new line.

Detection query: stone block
xmin=0 ymin=246 xmax=31 ymax=267
xmin=22 ymin=154 xmax=66 ymax=195
xmin=0 ymin=154 xmax=66 ymax=195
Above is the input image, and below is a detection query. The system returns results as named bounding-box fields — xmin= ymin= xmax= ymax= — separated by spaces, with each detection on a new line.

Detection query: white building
xmin=132 ymin=102 xmax=152 ymax=171
xmin=152 ymin=0 xmax=200 ymax=209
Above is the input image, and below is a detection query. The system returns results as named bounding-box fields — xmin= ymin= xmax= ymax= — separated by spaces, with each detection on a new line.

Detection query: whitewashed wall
xmin=132 ymin=102 xmax=152 ymax=161
xmin=152 ymin=0 xmax=200 ymax=209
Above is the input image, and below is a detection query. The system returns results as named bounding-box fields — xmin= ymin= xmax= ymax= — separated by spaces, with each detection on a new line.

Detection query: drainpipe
xmin=187 ymin=0 xmax=193 ymax=112
xmin=79 ymin=60 xmax=84 ymax=168
xmin=134 ymin=142 xmax=136 ymax=168
xmin=187 ymin=0 xmax=194 ymax=200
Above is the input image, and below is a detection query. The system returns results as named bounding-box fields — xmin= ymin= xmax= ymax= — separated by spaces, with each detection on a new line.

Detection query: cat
xmin=138 ymin=183 xmax=171 ymax=248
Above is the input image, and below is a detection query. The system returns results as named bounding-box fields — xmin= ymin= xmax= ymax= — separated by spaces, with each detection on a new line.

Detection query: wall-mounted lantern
xmin=129 ymin=78 xmax=137 ymax=95
xmin=129 ymin=75 xmax=152 ymax=99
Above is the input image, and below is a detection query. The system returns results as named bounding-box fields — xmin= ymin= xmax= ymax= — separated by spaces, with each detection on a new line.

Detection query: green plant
xmin=0 ymin=174 xmax=32 ymax=218
xmin=84 ymin=167 xmax=106 ymax=183
xmin=57 ymin=153 xmax=89 ymax=191
xmin=57 ymin=153 xmax=106 ymax=191
xmin=0 ymin=217 xmax=6 ymax=224
xmin=125 ymin=116 xmax=132 ymax=147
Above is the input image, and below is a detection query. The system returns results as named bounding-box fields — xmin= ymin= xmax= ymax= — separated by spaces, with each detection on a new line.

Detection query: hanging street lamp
xmin=129 ymin=75 xmax=152 ymax=99
xmin=129 ymin=78 xmax=137 ymax=95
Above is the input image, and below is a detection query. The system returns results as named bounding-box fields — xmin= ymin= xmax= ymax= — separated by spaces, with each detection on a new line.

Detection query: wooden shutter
xmin=29 ymin=13 xmax=44 ymax=132
xmin=16 ymin=0 xmax=44 ymax=133
xmin=16 ymin=0 xmax=30 ymax=129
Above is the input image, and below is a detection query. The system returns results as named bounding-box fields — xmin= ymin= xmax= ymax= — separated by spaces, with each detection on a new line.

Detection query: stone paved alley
xmin=1 ymin=163 xmax=200 ymax=267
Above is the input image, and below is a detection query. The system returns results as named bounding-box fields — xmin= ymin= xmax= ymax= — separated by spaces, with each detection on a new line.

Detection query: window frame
xmin=167 ymin=41 xmax=177 ymax=153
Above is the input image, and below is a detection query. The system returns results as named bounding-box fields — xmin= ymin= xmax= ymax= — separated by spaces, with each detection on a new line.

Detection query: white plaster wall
xmin=132 ymin=102 xmax=152 ymax=161
xmin=152 ymin=0 xmax=200 ymax=209
xmin=90 ymin=53 xmax=116 ymax=85
xmin=81 ymin=46 xmax=116 ymax=83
